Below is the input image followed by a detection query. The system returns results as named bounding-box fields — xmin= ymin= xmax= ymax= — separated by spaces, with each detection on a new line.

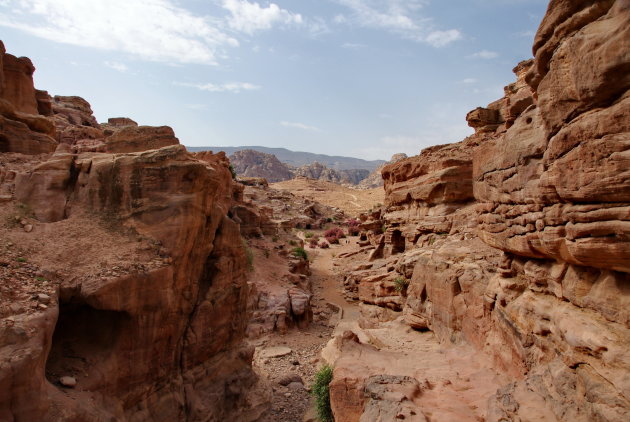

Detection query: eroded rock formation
xmin=0 ymin=41 xmax=267 ymax=421
xmin=329 ymin=1 xmax=630 ymax=420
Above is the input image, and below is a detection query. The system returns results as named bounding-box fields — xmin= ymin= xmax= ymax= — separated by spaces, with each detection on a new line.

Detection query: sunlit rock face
xmin=331 ymin=1 xmax=630 ymax=421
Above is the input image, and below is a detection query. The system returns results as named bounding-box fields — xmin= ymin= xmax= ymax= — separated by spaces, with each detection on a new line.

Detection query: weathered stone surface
xmin=52 ymin=95 xmax=100 ymax=129
xmin=230 ymin=149 xmax=294 ymax=182
xmin=1 ymin=52 xmax=38 ymax=115
xmin=0 ymin=43 xmax=57 ymax=154
xmin=104 ymin=125 xmax=179 ymax=153
xmin=331 ymin=2 xmax=630 ymax=421
xmin=4 ymin=134 xmax=263 ymax=420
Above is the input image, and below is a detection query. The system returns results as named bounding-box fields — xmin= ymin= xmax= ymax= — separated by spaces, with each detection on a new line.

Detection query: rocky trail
xmin=251 ymin=240 xmax=357 ymax=422
xmin=252 ymin=236 xmax=517 ymax=422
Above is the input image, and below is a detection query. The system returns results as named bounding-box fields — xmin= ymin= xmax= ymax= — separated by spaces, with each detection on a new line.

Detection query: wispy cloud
xmin=0 ymin=0 xmax=238 ymax=65
xmin=460 ymin=78 xmax=478 ymax=84
xmin=175 ymin=81 xmax=261 ymax=93
xmin=222 ymin=0 xmax=303 ymax=35
xmin=334 ymin=0 xmax=462 ymax=47
xmin=280 ymin=121 xmax=321 ymax=132
xmin=104 ymin=61 xmax=128 ymax=72
xmin=469 ymin=50 xmax=499 ymax=59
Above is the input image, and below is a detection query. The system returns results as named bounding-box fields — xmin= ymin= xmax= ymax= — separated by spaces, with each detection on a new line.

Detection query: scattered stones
xmin=59 ymin=376 xmax=77 ymax=388
xmin=260 ymin=346 xmax=293 ymax=359
xmin=277 ymin=373 xmax=303 ymax=386
xmin=36 ymin=293 xmax=50 ymax=304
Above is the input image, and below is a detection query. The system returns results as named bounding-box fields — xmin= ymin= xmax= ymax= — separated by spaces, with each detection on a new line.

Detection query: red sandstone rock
xmin=331 ymin=2 xmax=630 ymax=421
xmin=0 ymin=52 xmax=38 ymax=115
xmin=1 ymin=69 xmax=266 ymax=421
xmin=104 ymin=125 xmax=179 ymax=153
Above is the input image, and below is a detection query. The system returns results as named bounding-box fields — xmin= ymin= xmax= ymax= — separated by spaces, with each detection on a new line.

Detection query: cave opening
xmin=391 ymin=230 xmax=406 ymax=254
xmin=46 ymin=301 xmax=130 ymax=386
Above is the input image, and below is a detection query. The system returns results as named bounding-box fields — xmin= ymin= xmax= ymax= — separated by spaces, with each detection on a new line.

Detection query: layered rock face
xmin=293 ymin=161 xmax=369 ymax=185
xmin=0 ymin=41 xmax=57 ymax=154
xmin=357 ymin=153 xmax=408 ymax=189
xmin=230 ymin=149 xmax=294 ymax=182
xmin=0 ymin=42 xmax=264 ymax=421
xmin=331 ymin=1 xmax=630 ymax=421
xmin=229 ymin=149 xmax=374 ymax=185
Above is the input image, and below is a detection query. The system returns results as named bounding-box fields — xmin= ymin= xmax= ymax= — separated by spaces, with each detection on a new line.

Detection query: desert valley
xmin=1 ymin=0 xmax=629 ymax=421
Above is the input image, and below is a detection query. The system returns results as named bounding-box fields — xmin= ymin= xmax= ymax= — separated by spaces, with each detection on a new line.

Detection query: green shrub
xmin=242 ymin=239 xmax=254 ymax=271
xmin=272 ymin=235 xmax=279 ymax=242
xmin=311 ymin=365 xmax=334 ymax=422
xmin=288 ymin=239 xmax=297 ymax=246
xmin=305 ymin=232 xmax=314 ymax=239
xmin=292 ymin=247 xmax=308 ymax=260
xmin=228 ymin=164 xmax=237 ymax=180
xmin=394 ymin=277 xmax=410 ymax=293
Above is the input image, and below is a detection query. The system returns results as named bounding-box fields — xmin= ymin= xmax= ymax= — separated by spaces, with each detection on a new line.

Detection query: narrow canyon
xmin=1 ymin=0 xmax=629 ymax=421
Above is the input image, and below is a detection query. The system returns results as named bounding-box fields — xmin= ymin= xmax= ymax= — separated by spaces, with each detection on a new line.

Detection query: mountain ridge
xmin=186 ymin=145 xmax=385 ymax=171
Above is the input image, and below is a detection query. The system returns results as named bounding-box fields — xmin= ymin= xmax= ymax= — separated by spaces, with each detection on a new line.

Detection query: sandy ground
xmin=270 ymin=178 xmax=385 ymax=216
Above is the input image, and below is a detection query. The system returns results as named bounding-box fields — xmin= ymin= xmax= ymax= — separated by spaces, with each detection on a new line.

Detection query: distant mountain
xmin=186 ymin=145 xmax=385 ymax=171
xmin=229 ymin=149 xmax=293 ymax=183
xmin=228 ymin=149 xmax=372 ymax=185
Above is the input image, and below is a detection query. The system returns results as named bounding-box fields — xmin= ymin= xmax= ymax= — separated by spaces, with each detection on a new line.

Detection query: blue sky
xmin=0 ymin=0 xmax=548 ymax=160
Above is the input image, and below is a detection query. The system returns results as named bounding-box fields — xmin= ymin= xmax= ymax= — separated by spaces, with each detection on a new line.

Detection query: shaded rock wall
xmin=0 ymin=42 xmax=264 ymax=421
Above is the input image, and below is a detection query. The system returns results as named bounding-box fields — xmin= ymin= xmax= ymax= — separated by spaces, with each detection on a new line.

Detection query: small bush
xmin=319 ymin=242 xmax=329 ymax=249
xmin=305 ymin=232 xmax=314 ymax=239
xmin=272 ymin=235 xmax=279 ymax=242
xmin=292 ymin=247 xmax=308 ymax=260
xmin=242 ymin=239 xmax=254 ymax=271
xmin=309 ymin=237 xmax=319 ymax=248
xmin=324 ymin=227 xmax=345 ymax=244
xmin=16 ymin=257 xmax=26 ymax=263
xmin=325 ymin=235 xmax=339 ymax=245
xmin=346 ymin=219 xmax=360 ymax=236
xmin=311 ymin=365 xmax=334 ymax=422
xmin=289 ymin=239 xmax=297 ymax=246
xmin=394 ymin=277 xmax=410 ymax=294
xmin=228 ymin=164 xmax=237 ymax=180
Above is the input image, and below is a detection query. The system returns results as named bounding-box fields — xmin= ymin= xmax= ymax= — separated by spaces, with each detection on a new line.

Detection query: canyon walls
xmin=0 ymin=41 xmax=264 ymax=421
xmin=333 ymin=1 xmax=630 ymax=420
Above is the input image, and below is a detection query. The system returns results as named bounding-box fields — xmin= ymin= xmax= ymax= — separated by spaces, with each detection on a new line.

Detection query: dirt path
xmin=311 ymin=243 xmax=360 ymax=322
xmin=253 ymin=239 xmax=360 ymax=422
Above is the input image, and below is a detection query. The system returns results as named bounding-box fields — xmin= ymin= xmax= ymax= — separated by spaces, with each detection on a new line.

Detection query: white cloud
xmin=222 ymin=0 xmax=303 ymax=35
xmin=175 ymin=81 xmax=261 ymax=93
xmin=0 ymin=0 xmax=238 ymax=65
xmin=104 ymin=61 xmax=128 ymax=72
xmin=280 ymin=121 xmax=321 ymax=132
xmin=460 ymin=78 xmax=478 ymax=84
xmin=469 ymin=50 xmax=499 ymax=59
xmin=425 ymin=29 xmax=462 ymax=48
xmin=334 ymin=0 xmax=461 ymax=47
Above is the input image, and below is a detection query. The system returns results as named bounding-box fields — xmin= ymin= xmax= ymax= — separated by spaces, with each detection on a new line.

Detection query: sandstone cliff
xmin=328 ymin=1 xmax=630 ymax=421
xmin=357 ymin=153 xmax=408 ymax=189
xmin=230 ymin=149 xmax=294 ymax=182
xmin=0 ymin=41 xmax=266 ymax=421
xmin=293 ymin=161 xmax=370 ymax=185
